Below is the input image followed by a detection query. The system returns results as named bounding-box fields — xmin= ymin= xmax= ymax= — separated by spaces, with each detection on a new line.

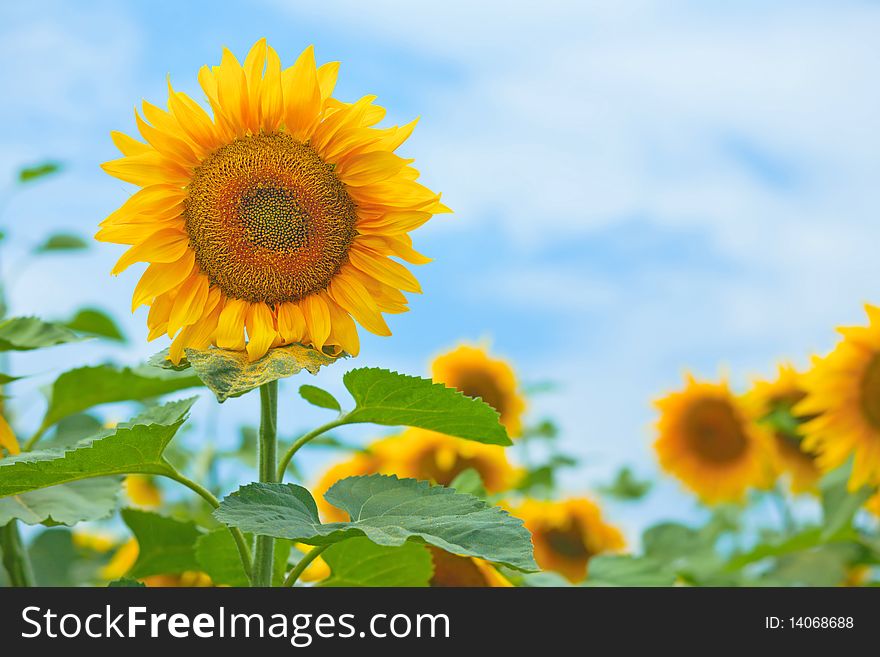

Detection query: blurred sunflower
xmin=0 ymin=415 xmax=20 ymax=457
xmin=98 ymin=39 xmax=448 ymax=363
xmin=101 ymin=538 xmax=212 ymax=587
xmin=431 ymin=344 xmax=526 ymax=436
xmin=313 ymin=429 xmax=520 ymax=521
xmin=744 ymin=364 xmax=821 ymax=493
xmin=654 ymin=374 xmax=776 ymax=503
xmin=796 ymin=305 xmax=880 ymax=491
xmin=510 ymin=498 xmax=624 ymax=583
xmin=427 ymin=547 xmax=512 ymax=587
xmin=124 ymin=474 xmax=162 ymax=508
xmin=371 ymin=428 xmax=521 ymax=491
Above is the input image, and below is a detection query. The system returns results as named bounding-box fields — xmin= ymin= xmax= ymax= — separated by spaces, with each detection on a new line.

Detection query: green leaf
xmin=820 ymin=465 xmax=875 ymax=540
xmin=27 ymin=528 xmax=79 ymax=586
xmin=121 ymin=508 xmax=202 ymax=578
xmin=299 ymin=384 xmax=341 ymax=412
xmin=0 ymin=398 xmax=196 ymax=496
xmin=46 ymin=414 xmax=104 ymax=448
xmin=40 ymin=364 xmax=202 ymax=430
xmin=583 ymin=555 xmax=678 ymax=587
xmin=108 ymin=578 xmax=146 ymax=587
xmin=195 ymin=528 xmax=289 ymax=587
xmin=599 ymin=467 xmax=652 ymax=501
xmin=0 ymin=317 xmax=83 ymax=352
xmin=0 ymin=477 xmax=121 ymax=526
xmin=161 ymin=344 xmax=340 ymax=402
xmin=214 ymin=475 xmax=536 ymax=571
xmin=63 ymin=308 xmax=126 ymax=342
xmin=0 ymin=373 xmax=22 ymax=384
xmin=448 ymin=468 xmax=487 ymax=498
xmin=320 ymin=537 xmax=432 ymax=587
xmin=18 ymin=161 xmax=62 ymax=183
xmin=34 ymin=233 xmax=88 ymax=253
xmin=342 ymin=368 xmax=510 ymax=445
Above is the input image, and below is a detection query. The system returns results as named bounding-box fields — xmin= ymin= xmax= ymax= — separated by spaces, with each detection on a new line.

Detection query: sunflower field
xmin=1 ymin=27 xmax=879 ymax=594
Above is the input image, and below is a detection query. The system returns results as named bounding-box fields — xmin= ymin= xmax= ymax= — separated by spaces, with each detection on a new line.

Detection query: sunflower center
xmin=544 ymin=525 xmax=591 ymax=560
xmin=683 ymin=398 xmax=748 ymax=464
xmin=184 ymin=132 xmax=358 ymax=304
xmin=860 ymin=354 xmax=880 ymax=428
xmin=418 ymin=451 xmax=481 ymax=486
xmin=428 ymin=547 xmax=490 ymax=587
xmin=451 ymin=369 xmax=507 ymax=417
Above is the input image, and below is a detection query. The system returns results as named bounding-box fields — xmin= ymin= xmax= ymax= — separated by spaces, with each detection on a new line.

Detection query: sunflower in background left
xmin=432 ymin=344 xmax=526 ymax=437
xmin=654 ymin=374 xmax=776 ymax=504
xmin=98 ymin=39 xmax=448 ymax=363
xmin=743 ymin=363 xmax=821 ymax=493
xmin=510 ymin=498 xmax=624 ymax=583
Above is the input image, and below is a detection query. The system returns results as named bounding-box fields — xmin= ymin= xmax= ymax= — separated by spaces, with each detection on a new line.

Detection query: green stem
xmin=1 ymin=520 xmax=35 ymax=587
xmin=161 ymin=466 xmax=253 ymax=581
xmin=253 ymin=380 xmax=278 ymax=587
xmin=276 ymin=417 xmax=348 ymax=482
xmin=283 ymin=544 xmax=328 ymax=587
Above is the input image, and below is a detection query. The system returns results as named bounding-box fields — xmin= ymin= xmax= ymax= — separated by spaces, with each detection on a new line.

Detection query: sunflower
xmin=98 ymin=40 xmax=447 ymax=363
xmin=371 ymin=428 xmax=521 ymax=492
xmin=796 ymin=305 xmax=880 ymax=491
xmin=427 ymin=547 xmax=512 ymax=587
xmin=510 ymin=498 xmax=624 ymax=583
xmin=124 ymin=474 xmax=162 ymax=508
xmin=0 ymin=415 xmax=19 ymax=457
xmin=654 ymin=374 xmax=776 ymax=503
xmin=743 ymin=363 xmax=821 ymax=493
xmin=431 ymin=344 xmax=526 ymax=436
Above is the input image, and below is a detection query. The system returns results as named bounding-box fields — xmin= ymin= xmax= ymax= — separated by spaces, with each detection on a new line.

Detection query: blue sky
xmin=1 ymin=0 xmax=879 ymax=539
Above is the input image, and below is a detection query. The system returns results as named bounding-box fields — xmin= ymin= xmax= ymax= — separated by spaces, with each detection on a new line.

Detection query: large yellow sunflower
xmin=98 ymin=40 xmax=448 ymax=363
xmin=509 ymin=498 xmax=624 ymax=584
xmin=796 ymin=305 xmax=880 ymax=491
xmin=431 ymin=344 xmax=526 ymax=436
xmin=743 ymin=363 xmax=821 ymax=493
xmin=654 ymin=374 xmax=776 ymax=503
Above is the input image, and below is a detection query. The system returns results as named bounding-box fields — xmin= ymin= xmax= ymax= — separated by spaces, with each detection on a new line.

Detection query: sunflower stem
xmin=283 ymin=544 xmax=328 ymax=587
xmin=1 ymin=520 xmax=35 ymax=587
xmin=253 ymin=380 xmax=279 ymax=587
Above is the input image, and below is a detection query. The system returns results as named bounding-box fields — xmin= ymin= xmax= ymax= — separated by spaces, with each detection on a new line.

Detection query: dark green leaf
xmin=0 ymin=398 xmax=196 ymax=496
xmin=64 ymin=308 xmax=126 ymax=342
xmin=599 ymin=467 xmax=652 ymax=501
xmin=18 ymin=161 xmax=62 ymax=183
xmin=108 ymin=578 xmax=145 ymax=587
xmin=299 ymin=384 xmax=341 ymax=412
xmin=583 ymin=555 xmax=677 ymax=587
xmin=195 ymin=528 xmax=288 ymax=587
xmin=320 ymin=537 xmax=432 ymax=587
xmin=34 ymin=233 xmax=88 ymax=253
xmin=342 ymin=368 xmax=510 ymax=445
xmin=0 ymin=373 xmax=22 ymax=384
xmin=0 ymin=477 xmax=121 ymax=526
xmin=121 ymin=509 xmax=202 ymax=578
xmin=215 ymin=475 xmax=536 ymax=571
xmin=40 ymin=364 xmax=202 ymax=430
xmin=0 ymin=317 xmax=83 ymax=352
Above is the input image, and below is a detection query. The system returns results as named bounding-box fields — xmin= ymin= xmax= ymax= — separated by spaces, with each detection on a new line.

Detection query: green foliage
xmin=215 ymin=475 xmax=537 ymax=571
xmin=34 ymin=233 xmax=89 ymax=253
xmin=342 ymin=368 xmax=510 ymax=445
xmin=299 ymin=384 xmax=341 ymax=412
xmin=121 ymin=509 xmax=202 ymax=578
xmin=18 ymin=161 xmax=62 ymax=183
xmin=584 ymin=555 xmax=677 ymax=587
xmin=320 ymin=537 xmax=432 ymax=587
xmin=0 ymin=316 xmax=83 ymax=351
xmin=820 ymin=465 xmax=874 ymax=540
xmin=0 ymin=398 xmax=196 ymax=496
xmin=108 ymin=578 xmax=146 ymax=587
xmin=195 ymin=528 xmax=289 ymax=587
xmin=449 ymin=468 xmax=487 ymax=498
xmin=63 ymin=308 xmax=126 ymax=343
xmin=599 ymin=467 xmax=652 ymax=501
xmin=0 ymin=477 xmax=121 ymax=526
xmin=39 ymin=364 xmax=201 ymax=430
